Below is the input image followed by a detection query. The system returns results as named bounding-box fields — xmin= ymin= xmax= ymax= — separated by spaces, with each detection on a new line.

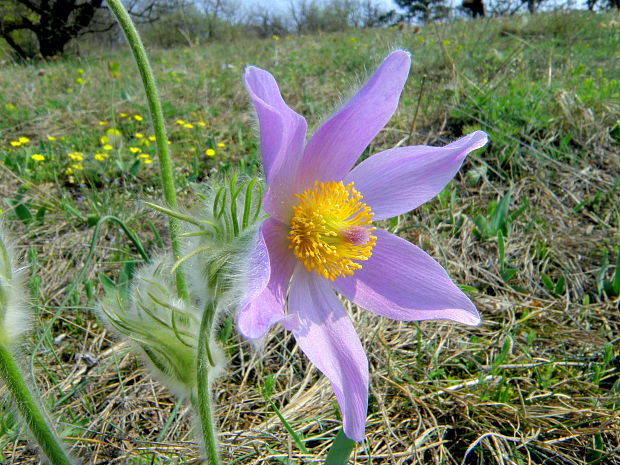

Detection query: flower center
xmin=288 ymin=181 xmax=376 ymax=281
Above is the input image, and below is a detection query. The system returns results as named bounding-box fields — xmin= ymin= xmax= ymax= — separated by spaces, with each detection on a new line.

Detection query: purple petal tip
xmin=467 ymin=130 xmax=489 ymax=150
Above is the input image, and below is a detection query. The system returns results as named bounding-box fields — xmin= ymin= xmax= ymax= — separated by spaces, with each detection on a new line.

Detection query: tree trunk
xmin=463 ymin=0 xmax=485 ymax=17
xmin=37 ymin=31 xmax=70 ymax=58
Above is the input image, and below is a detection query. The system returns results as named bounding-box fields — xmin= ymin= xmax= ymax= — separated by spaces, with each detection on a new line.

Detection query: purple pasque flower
xmin=239 ymin=50 xmax=488 ymax=442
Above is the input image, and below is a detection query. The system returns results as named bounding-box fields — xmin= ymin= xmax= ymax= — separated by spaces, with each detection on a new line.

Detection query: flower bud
xmin=0 ymin=226 xmax=29 ymax=347
xmin=98 ymin=257 xmax=224 ymax=396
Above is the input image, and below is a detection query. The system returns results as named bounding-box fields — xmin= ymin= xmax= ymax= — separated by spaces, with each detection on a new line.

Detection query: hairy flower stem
xmin=106 ymin=0 xmax=188 ymax=301
xmin=192 ymin=297 xmax=222 ymax=465
xmin=0 ymin=342 xmax=73 ymax=465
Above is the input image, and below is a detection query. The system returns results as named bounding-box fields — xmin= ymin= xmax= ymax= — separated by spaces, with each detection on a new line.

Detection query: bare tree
xmin=201 ymin=0 xmax=240 ymax=39
xmin=287 ymin=0 xmax=388 ymax=33
xmin=244 ymin=4 xmax=288 ymax=37
xmin=0 ymin=0 xmax=167 ymax=59
xmin=393 ymin=0 xmax=449 ymax=23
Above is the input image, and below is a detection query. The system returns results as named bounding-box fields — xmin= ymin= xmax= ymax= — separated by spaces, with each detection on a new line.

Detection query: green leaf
xmin=98 ymin=272 xmax=116 ymax=295
xmin=497 ymin=229 xmax=505 ymax=267
xmin=541 ymin=275 xmax=554 ymax=293
xmin=129 ymin=160 xmax=140 ymax=176
xmin=87 ymin=215 xmax=100 ymax=227
xmin=35 ymin=206 xmax=46 ymax=224
xmin=501 ymin=268 xmax=517 ymax=282
xmin=325 ymin=429 xmax=356 ymax=465
xmin=612 ymin=248 xmax=620 ymax=295
xmin=13 ymin=203 xmax=32 ymax=224
xmin=491 ymin=190 xmax=512 ymax=235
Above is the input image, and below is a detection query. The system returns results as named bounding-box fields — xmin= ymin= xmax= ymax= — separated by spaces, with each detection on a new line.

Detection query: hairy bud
xmin=98 ymin=257 xmax=224 ymax=396
xmin=0 ymin=225 xmax=29 ymax=347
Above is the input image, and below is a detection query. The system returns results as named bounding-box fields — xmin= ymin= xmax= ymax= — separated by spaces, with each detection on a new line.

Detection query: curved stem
xmin=105 ymin=0 xmax=188 ymax=301
xmin=193 ymin=298 xmax=222 ymax=465
xmin=0 ymin=343 xmax=73 ymax=465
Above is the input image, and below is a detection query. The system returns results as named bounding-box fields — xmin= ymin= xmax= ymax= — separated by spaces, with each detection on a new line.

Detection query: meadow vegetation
xmin=0 ymin=10 xmax=619 ymax=464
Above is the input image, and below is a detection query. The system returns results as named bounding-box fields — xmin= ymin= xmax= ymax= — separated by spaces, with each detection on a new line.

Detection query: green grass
xmin=1 ymin=10 xmax=619 ymax=464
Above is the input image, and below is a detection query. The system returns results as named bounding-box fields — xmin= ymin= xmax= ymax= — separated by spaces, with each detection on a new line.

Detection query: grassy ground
xmin=1 ymin=10 xmax=619 ymax=464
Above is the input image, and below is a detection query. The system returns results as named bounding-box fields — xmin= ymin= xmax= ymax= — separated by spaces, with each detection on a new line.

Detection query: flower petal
xmin=333 ymin=229 xmax=480 ymax=326
xmin=296 ymin=50 xmax=411 ymax=189
xmin=289 ymin=266 xmax=369 ymax=442
xmin=345 ymin=131 xmax=488 ymax=220
xmin=237 ymin=219 xmax=296 ymax=339
xmin=238 ymin=222 xmax=271 ymax=309
xmin=244 ymin=66 xmax=307 ymax=220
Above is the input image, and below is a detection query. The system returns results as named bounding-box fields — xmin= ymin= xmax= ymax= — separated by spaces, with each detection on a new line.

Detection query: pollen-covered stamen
xmin=288 ymin=181 xmax=376 ymax=281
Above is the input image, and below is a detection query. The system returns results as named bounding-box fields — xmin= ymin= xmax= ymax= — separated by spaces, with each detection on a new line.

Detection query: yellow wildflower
xmin=134 ymin=132 xmax=144 ymax=138
xmin=65 ymin=167 xmax=74 ymax=175
xmin=137 ymin=153 xmax=150 ymax=159
xmin=205 ymin=148 xmax=215 ymax=157
xmin=175 ymin=119 xmax=185 ymax=125
xmin=98 ymin=121 xmax=107 ymax=126
xmin=18 ymin=137 xmax=29 ymax=143
xmin=106 ymin=128 xmax=122 ymax=135
xmin=94 ymin=152 xmax=108 ymax=161
xmin=183 ymin=123 xmax=194 ymax=129
xmin=10 ymin=141 xmax=21 ymax=147
xmin=148 ymin=136 xmax=156 ymax=141
xmin=217 ymin=142 xmax=226 ymax=148
xmin=134 ymin=115 xmax=143 ymax=121
xmin=103 ymin=144 xmax=113 ymax=151
xmin=197 ymin=121 xmax=206 ymax=127
xmin=31 ymin=154 xmax=45 ymax=162
xmin=129 ymin=147 xmax=141 ymax=154
xmin=76 ymin=68 xmax=84 ymax=75
xmin=68 ymin=152 xmax=84 ymax=161
xmin=120 ymin=112 xmax=127 ymax=118
xmin=75 ymin=77 xmax=84 ymax=84
xmin=47 ymin=135 xmax=56 ymax=141
xmin=71 ymin=163 xmax=84 ymax=171
xmin=100 ymin=136 xmax=109 ymax=144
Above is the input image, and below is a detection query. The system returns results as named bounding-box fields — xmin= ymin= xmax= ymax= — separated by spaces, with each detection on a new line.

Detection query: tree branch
xmin=0 ymin=31 xmax=29 ymax=59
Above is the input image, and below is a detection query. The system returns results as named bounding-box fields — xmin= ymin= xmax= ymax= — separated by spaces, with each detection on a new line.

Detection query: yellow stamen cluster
xmin=288 ymin=181 xmax=376 ymax=281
